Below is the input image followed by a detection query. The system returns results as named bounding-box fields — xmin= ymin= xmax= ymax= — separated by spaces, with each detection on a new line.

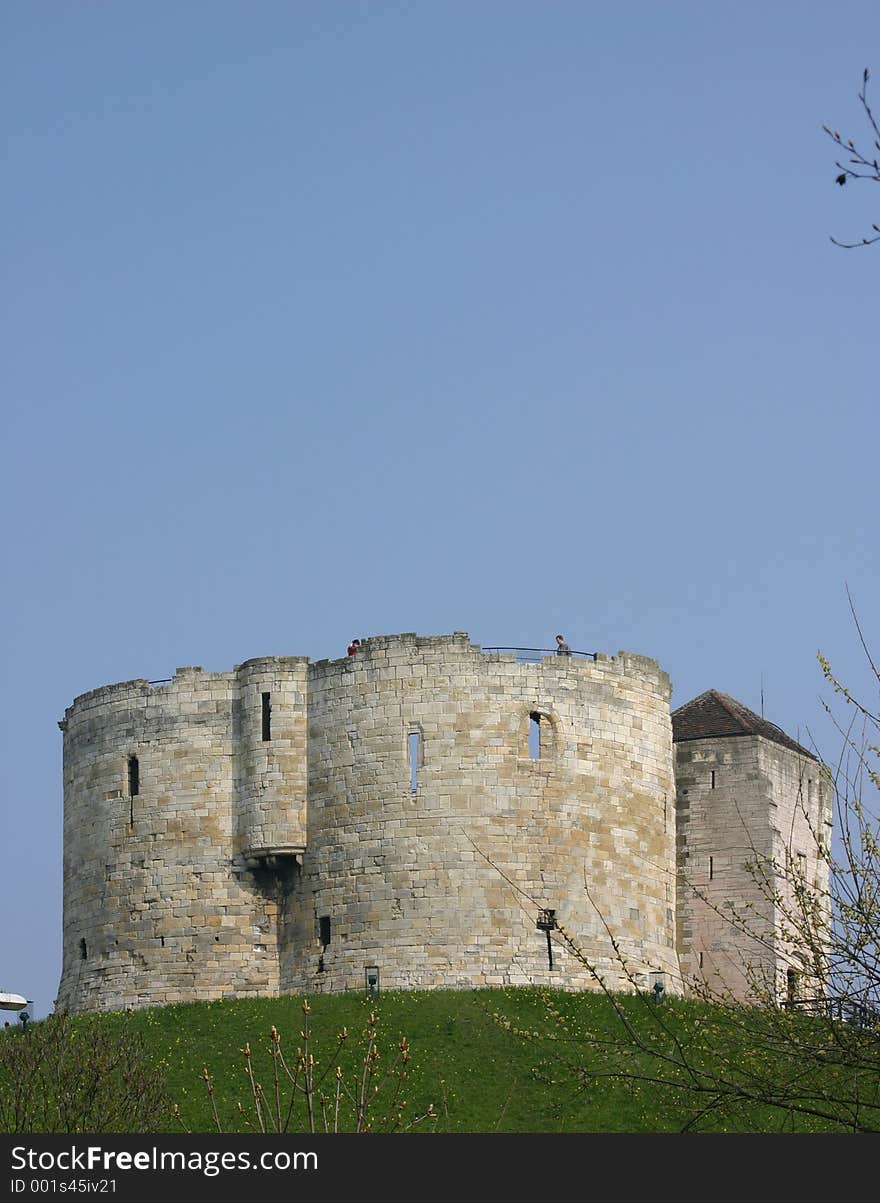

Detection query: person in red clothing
xmin=347 ymin=638 xmax=361 ymax=657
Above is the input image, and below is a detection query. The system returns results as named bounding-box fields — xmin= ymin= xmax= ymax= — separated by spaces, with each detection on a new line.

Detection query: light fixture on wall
xmin=536 ymin=909 xmax=557 ymax=970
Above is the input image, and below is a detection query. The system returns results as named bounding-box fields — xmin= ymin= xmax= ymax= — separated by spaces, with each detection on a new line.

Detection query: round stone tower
xmin=281 ymin=633 xmax=678 ymax=995
xmin=56 ymin=659 xmax=307 ymax=1014
xmin=57 ymin=633 xmax=679 ymax=1013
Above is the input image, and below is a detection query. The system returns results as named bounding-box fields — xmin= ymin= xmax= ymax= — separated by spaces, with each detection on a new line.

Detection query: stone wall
xmin=233 ymin=657 xmax=309 ymax=857
xmin=675 ymin=734 xmax=832 ymax=1002
xmin=57 ymin=668 xmax=285 ymax=1013
xmin=57 ymin=633 xmax=678 ymax=1013
xmin=283 ymin=633 xmax=677 ymax=995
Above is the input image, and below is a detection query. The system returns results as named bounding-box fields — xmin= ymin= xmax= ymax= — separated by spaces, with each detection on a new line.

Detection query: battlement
xmin=63 ymin=636 xmax=668 ymax=717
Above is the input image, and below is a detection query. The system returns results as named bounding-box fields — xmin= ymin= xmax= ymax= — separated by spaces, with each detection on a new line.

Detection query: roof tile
xmin=671 ymin=689 xmax=817 ymax=760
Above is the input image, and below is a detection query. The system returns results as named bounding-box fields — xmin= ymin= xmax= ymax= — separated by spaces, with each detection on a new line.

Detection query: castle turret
xmin=233 ymin=657 xmax=308 ymax=859
xmin=57 ymin=665 xmax=297 ymax=1013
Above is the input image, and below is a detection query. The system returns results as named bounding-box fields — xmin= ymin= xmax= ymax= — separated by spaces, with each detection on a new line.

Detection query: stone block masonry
xmin=57 ymin=634 xmax=678 ymax=1013
xmin=673 ymin=691 xmax=833 ymax=1004
xmin=57 ymin=633 xmax=830 ymax=1013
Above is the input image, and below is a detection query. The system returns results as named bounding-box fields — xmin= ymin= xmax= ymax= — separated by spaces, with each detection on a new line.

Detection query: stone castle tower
xmin=56 ymin=633 xmax=829 ymax=1014
xmin=673 ymin=690 xmax=832 ymax=1004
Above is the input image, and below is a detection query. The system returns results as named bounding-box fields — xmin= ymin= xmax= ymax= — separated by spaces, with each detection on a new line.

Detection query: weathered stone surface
xmin=56 ymin=632 xmax=828 ymax=1014
xmin=674 ymin=730 xmax=832 ymax=1002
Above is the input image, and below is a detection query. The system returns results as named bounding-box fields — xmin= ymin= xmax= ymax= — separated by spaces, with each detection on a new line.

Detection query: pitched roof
xmin=671 ymin=689 xmax=818 ymax=761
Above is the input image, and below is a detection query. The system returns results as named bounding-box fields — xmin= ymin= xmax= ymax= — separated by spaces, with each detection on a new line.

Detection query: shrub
xmin=0 ymin=1012 xmax=168 ymax=1133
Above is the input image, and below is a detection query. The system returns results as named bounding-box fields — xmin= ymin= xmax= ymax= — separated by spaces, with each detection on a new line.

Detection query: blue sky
xmin=2 ymin=2 xmax=878 ymax=1018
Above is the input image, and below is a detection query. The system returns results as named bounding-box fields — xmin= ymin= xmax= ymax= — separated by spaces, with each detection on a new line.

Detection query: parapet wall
xmin=57 ymin=634 xmax=678 ymax=1013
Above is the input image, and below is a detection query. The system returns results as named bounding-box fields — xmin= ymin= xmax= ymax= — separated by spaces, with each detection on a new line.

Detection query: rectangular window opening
xmin=128 ymin=755 xmax=139 ymax=798
xmin=261 ymin=692 xmax=272 ymax=742
xmin=319 ymin=916 xmax=331 ymax=948
xmin=699 ymin=951 xmax=704 ymax=969
xmin=529 ymin=713 xmax=541 ymax=760
xmin=709 ymin=855 xmax=714 ymax=880
xmin=408 ymin=731 xmax=421 ymax=794
xmin=710 ymin=769 xmax=716 ymax=789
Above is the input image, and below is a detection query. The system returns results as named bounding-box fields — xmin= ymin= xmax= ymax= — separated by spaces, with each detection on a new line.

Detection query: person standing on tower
xmin=555 ymin=634 xmax=571 ymax=655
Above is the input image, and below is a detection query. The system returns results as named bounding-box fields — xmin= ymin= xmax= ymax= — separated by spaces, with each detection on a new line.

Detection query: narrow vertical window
xmin=529 ymin=713 xmax=541 ymax=760
xmin=128 ymin=755 xmax=139 ymax=797
xmin=699 ymin=951 xmax=704 ymax=969
xmin=127 ymin=755 xmax=138 ymax=829
xmin=408 ymin=731 xmax=421 ymax=794
xmin=261 ymin=692 xmax=271 ymax=742
xmin=709 ymin=856 xmax=714 ymax=880
xmin=710 ymin=769 xmax=716 ymax=789
xmin=79 ymin=938 xmax=87 ymax=961
xmin=319 ymin=916 xmax=331 ymax=947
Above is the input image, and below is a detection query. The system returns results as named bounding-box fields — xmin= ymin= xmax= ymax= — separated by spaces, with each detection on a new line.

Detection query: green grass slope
xmin=112 ymin=988 xmax=849 ymax=1134
xmin=4 ymin=988 xmax=868 ymax=1133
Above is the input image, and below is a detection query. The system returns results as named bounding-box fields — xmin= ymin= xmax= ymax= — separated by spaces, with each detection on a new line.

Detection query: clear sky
xmin=2 ymin=2 xmax=877 ymax=1019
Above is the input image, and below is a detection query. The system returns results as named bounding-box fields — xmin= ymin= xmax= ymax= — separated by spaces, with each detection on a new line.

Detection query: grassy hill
xmin=94 ymin=987 xmax=851 ymax=1134
xmin=4 ymin=987 xmax=869 ymax=1133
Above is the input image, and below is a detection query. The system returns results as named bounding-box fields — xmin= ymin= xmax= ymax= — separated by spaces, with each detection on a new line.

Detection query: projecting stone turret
xmin=232 ymin=657 xmax=308 ymax=860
